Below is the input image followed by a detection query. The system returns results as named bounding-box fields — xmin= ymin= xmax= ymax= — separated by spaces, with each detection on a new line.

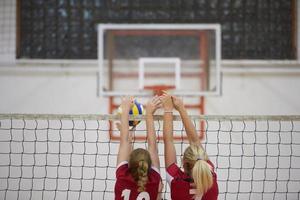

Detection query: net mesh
xmin=0 ymin=114 xmax=300 ymax=200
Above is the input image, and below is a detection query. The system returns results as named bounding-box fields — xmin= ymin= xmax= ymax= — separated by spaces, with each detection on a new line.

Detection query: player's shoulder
xmin=116 ymin=161 xmax=129 ymax=178
xmin=148 ymin=166 xmax=161 ymax=182
xmin=166 ymin=163 xmax=188 ymax=185
xmin=206 ymin=160 xmax=215 ymax=169
xmin=205 ymin=160 xmax=217 ymax=176
xmin=166 ymin=163 xmax=183 ymax=176
xmin=150 ymin=166 xmax=160 ymax=176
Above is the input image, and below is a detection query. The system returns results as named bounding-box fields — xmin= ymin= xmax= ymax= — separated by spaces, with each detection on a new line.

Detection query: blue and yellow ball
xmin=118 ymin=100 xmax=145 ymax=127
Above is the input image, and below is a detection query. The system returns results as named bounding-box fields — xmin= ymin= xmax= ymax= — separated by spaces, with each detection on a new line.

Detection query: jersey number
xmin=121 ymin=189 xmax=150 ymax=200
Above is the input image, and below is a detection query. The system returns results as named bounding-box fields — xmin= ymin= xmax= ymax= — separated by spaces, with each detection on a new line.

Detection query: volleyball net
xmin=0 ymin=114 xmax=299 ymax=200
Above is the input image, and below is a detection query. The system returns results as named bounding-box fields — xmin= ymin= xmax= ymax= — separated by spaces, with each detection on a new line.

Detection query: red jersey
xmin=166 ymin=160 xmax=218 ymax=200
xmin=115 ymin=161 xmax=161 ymax=200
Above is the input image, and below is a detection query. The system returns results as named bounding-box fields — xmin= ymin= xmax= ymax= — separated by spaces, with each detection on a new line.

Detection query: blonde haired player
xmin=114 ymin=96 xmax=163 ymax=200
xmin=160 ymin=93 xmax=218 ymax=200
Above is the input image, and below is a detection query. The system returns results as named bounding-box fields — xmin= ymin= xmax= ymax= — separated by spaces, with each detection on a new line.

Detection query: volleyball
xmin=118 ymin=100 xmax=145 ymax=127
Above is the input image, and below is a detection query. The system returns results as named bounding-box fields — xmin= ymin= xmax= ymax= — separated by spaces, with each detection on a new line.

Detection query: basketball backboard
xmin=98 ymin=24 xmax=221 ymax=97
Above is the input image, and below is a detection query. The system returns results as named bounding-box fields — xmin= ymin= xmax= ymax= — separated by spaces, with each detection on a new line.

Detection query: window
xmin=18 ymin=0 xmax=296 ymax=59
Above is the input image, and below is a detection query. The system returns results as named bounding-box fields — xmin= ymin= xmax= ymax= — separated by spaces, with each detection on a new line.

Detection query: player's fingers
xmin=152 ymin=95 xmax=160 ymax=102
xmin=153 ymin=97 xmax=161 ymax=104
xmin=156 ymin=103 xmax=163 ymax=109
xmin=160 ymin=93 xmax=168 ymax=99
xmin=155 ymin=100 xmax=162 ymax=106
xmin=162 ymin=90 xmax=168 ymax=94
xmin=154 ymin=99 xmax=162 ymax=106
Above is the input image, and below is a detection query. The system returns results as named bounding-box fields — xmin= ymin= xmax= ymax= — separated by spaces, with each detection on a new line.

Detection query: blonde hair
xmin=183 ymin=145 xmax=213 ymax=195
xmin=129 ymin=148 xmax=151 ymax=192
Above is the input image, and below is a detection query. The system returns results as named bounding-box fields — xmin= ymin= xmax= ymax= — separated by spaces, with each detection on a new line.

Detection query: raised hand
xmin=146 ymin=95 xmax=162 ymax=172
xmin=146 ymin=95 xmax=162 ymax=115
xmin=160 ymin=92 xmax=173 ymax=111
xmin=171 ymin=95 xmax=185 ymax=112
xmin=120 ymin=96 xmax=134 ymax=113
xmin=117 ymin=96 xmax=135 ymax=165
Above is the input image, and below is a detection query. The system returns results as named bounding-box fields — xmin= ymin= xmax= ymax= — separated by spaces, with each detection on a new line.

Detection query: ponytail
xmin=136 ymin=160 xmax=149 ymax=192
xmin=183 ymin=145 xmax=213 ymax=195
xmin=129 ymin=148 xmax=152 ymax=192
xmin=192 ymin=159 xmax=213 ymax=194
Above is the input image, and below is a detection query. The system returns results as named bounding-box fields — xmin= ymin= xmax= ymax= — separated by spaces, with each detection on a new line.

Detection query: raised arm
xmin=160 ymin=93 xmax=177 ymax=168
xmin=145 ymin=95 xmax=161 ymax=169
xmin=116 ymin=97 xmax=134 ymax=166
xmin=172 ymin=96 xmax=201 ymax=146
xmin=146 ymin=96 xmax=164 ymax=200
